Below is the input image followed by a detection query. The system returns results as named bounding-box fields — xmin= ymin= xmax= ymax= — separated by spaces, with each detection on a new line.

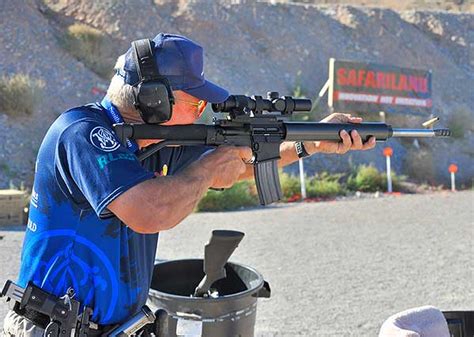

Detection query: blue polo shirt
xmin=17 ymin=102 xmax=210 ymax=325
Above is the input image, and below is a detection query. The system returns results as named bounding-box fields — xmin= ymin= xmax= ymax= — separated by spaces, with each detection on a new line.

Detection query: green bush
xmin=381 ymin=172 xmax=407 ymax=191
xmin=307 ymin=172 xmax=344 ymax=198
xmin=279 ymin=171 xmax=301 ymax=199
xmin=196 ymin=180 xmax=258 ymax=212
xmin=280 ymin=171 xmax=345 ymax=200
xmin=347 ymin=165 xmax=384 ymax=192
xmin=0 ymin=74 xmax=45 ymax=116
xmin=347 ymin=165 xmax=406 ymax=192
xmin=196 ymin=166 xmax=408 ymax=212
xmin=61 ymin=23 xmax=114 ymax=79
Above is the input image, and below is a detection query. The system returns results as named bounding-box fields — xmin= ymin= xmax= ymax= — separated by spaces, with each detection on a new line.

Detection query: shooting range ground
xmin=0 ymin=191 xmax=473 ymax=336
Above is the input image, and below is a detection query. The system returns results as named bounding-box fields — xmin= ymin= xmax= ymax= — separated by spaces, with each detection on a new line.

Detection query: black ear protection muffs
xmin=131 ymin=39 xmax=174 ymax=124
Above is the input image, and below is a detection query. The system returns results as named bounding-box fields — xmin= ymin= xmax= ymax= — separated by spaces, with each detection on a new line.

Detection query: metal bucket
xmin=147 ymin=259 xmax=271 ymax=337
xmin=443 ymin=311 xmax=474 ymax=337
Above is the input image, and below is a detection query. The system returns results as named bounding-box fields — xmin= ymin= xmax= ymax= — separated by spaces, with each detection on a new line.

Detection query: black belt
xmin=13 ymin=302 xmax=111 ymax=336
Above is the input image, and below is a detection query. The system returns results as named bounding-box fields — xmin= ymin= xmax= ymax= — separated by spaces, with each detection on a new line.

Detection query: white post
xmin=312 ymin=78 xmax=331 ymax=110
xmin=386 ymin=155 xmax=393 ymax=193
xmin=451 ymin=172 xmax=456 ymax=192
xmin=298 ymin=158 xmax=307 ymax=200
xmin=379 ymin=111 xmax=386 ymax=123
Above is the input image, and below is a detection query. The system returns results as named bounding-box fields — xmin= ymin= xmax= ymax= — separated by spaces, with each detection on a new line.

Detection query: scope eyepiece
xmin=212 ymin=95 xmax=256 ymax=113
xmin=212 ymin=93 xmax=312 ymax=115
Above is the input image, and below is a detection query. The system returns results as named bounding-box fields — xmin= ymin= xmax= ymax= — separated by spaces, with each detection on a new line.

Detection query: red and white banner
xmin=334 ymin=91 xmax=432 ymax=108
xmin=328 ymin=59 xmax=432 ymax=114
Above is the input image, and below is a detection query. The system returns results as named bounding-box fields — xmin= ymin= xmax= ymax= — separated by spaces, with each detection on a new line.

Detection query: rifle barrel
xmin=391 ymin=128 xmax=451 ymax=137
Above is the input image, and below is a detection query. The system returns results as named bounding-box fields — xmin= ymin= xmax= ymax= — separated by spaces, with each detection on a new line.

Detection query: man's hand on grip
xmin=201 ymin=146 xmax=252 ymax=188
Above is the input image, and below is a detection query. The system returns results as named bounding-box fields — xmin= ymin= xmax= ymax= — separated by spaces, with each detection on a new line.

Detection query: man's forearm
xmin=110 ymin=146 xmax=247 ymax=233
xmin=108 ymin=161 xmax=213 ymax=234
xmin=150 ymin=163 xmax=214 ymax=229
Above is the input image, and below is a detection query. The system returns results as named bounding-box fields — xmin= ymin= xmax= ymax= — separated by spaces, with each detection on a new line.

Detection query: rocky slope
xmin=0 ymin=0 xmax=472 ymax=188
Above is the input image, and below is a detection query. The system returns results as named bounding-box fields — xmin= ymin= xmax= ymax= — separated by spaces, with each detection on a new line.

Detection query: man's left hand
xmin=304 ymin=113 xmax=376 ymax=155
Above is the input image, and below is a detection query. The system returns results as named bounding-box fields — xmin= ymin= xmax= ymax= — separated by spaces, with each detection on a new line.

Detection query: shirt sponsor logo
xmin=27 ymin=219 xmax=37 ymax=232
xmin=31 ymin=188 xmax=39 ymax=208
xmin=90 ymin=126 xmax=121 ymax=152
xmin=96 ymin=153 xmax=136 ymax=169
xmin=22 ymin=230 xmax=120 ymax=323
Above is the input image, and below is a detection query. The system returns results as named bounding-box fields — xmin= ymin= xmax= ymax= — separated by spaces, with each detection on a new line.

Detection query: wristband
xmin=295 ymin=142 xmax=310 ymax=158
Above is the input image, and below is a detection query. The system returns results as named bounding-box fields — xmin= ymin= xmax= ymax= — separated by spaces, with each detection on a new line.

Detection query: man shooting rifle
xmin=2 ymin=33 xmax=377 ymax=336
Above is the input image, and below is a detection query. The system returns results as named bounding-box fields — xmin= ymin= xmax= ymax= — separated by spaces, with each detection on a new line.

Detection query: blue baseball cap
xmin=121 ymin=33 xmax=229 ymax=103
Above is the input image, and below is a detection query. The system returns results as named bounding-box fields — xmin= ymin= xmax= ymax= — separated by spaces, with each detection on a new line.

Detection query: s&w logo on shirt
xmin=90 ymin=126 xmax=120 ymax=152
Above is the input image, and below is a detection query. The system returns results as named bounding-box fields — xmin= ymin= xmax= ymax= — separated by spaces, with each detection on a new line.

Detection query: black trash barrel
xmin=443 ymin=311 xmax=474 ymax=337
xmin=147 ymin=259 xmax=271 ymax=337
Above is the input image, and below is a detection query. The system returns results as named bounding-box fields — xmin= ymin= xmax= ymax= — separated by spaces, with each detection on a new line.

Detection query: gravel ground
xmin=0 ymin=191 xmax=472 ymax=336
xmin=2 ymin=0 xmax=474 ymax=188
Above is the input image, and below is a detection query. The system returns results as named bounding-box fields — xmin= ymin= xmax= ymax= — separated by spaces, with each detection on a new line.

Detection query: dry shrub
xmin=0 ymin=74 xmax=45 ymax=116
xmin=447 ymin=106 xmax=473 ymax=139
xmin=403 ymin=147 xmax=435 ymax=183
xmin=62 ymin=23 xmax=114 ymax=79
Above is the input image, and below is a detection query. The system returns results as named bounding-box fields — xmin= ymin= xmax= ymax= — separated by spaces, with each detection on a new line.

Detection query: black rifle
xmin=114 ymin=92 xmax=450 ymax=205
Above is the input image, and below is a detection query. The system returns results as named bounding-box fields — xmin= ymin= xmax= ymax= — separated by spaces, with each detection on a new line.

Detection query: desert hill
xmin=0 ymin=0 xmax=472 ymax=188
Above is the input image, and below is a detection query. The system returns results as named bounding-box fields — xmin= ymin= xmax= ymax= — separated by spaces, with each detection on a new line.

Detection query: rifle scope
xmin=212 ymin=92 xmax=312 ymax=115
